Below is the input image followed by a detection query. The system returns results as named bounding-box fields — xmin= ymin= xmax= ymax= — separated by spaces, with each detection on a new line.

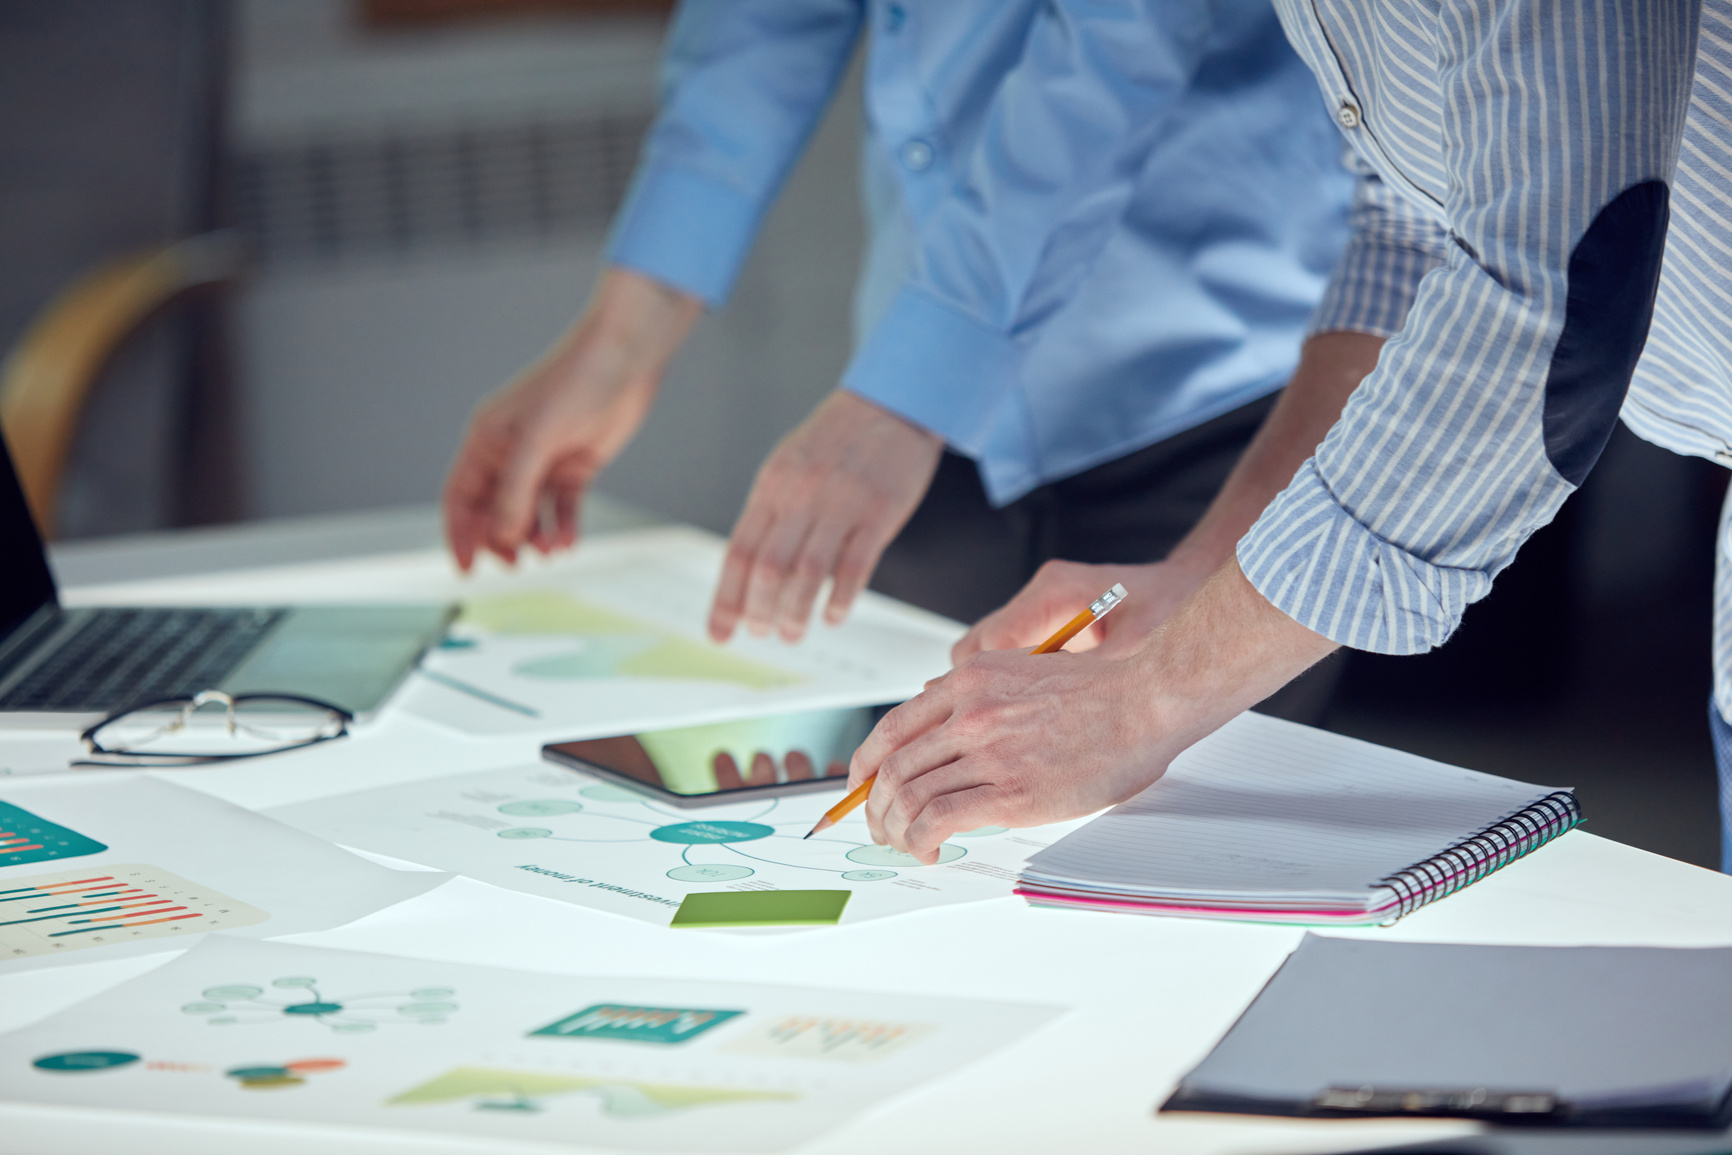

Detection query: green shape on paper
xmin=33 ymin=1050 xmax=139 ymax=1073
xmin=530 ymin=1003 xmax=743 ymax=1045
xmin=0 ymin=801 xmax=107 ymax=867
xmin=387 ymin=1065 xmax=796 ymax=1116
xmin=650 ymin=821 xmax=774 ymax=845
xmin=464 ymin=591 xmax=802 ymax=689
xmin=671 ymin=889 xmax=850 ymax=928
xmin=459 ymin=592 xmax=646 ymax=635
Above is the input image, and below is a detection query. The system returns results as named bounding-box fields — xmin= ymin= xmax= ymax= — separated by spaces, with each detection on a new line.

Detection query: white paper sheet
xmin=268 ymin=762 xmax=1092 ymax=928
xmin=0 ymin=775 xmax=445 ymax=972
xmin=0 ymin=937 xmax=1061 ymax=1152
xmin=399 ymin=528 xmax=962 ymax=736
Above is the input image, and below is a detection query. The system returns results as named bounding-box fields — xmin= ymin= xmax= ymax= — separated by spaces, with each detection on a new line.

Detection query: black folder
xmin=1163 ymin=936 xmax=1732 ymax=1129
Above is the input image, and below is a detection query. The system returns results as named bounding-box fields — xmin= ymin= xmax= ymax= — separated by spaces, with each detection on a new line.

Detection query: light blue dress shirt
xmin=607 ymin=0 xmax=1352 ymax=505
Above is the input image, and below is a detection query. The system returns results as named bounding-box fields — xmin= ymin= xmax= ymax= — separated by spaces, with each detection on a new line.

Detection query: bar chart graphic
xmin=0 ymin=801 xmax=106 ymax=868
xmin=0 ymin=864 xmax=267 ymax=960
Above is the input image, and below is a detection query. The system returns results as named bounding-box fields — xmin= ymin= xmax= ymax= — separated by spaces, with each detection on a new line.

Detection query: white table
xmin=6 ymin=506 xmax=1732 ymax=1155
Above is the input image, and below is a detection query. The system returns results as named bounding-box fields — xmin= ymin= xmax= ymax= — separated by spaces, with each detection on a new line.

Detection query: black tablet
xmin=541 ymin=703 xmax=895 ymax=808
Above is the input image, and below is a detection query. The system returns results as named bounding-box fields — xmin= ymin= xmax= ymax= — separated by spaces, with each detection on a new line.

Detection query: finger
xmin=902 ymin=781 xmax=1001 ymax=864
xmin=823 ymin=521 xmax=891 ymax=626
xmin=742 ymin=509 xmax=814 ymax=638
xmin=442 ymin=435 xmax=502 ymax=572
xmin=865 ymin=723 xmax=969 ymax=847
xmin=708 ymin=501 xmax=777 ymax=642
xmin=875 ymin=751 xmax=978 ymax=855
xmin=774 ymin=519 xmax=848 ymax=643
xmin=712 ymin=752 xmax=744 ymax=790
xmin=747 ymin=752 xmax=777 ymax=786
xmin=848 ymin=682 xmax=955 ymax=789
xmin=824 ymin=760 xmax=847 ymax=779
xmin=488 ymin=435 xmax=563 ymax=560
xmin=784 ymin=750 xmax=814 ymax=781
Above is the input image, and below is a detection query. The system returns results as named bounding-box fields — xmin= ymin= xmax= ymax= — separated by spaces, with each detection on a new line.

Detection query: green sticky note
xmin=671 ymin=889 xmax=850 ymax=928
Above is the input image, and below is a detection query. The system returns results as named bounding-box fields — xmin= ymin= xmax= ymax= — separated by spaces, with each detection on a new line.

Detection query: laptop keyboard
xmin=0 ymin=607 xmax=286 ymax=713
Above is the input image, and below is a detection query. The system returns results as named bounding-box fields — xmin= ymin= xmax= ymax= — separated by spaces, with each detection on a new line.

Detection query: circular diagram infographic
xmin=486 ymin=782 xmax=1006 ymax=883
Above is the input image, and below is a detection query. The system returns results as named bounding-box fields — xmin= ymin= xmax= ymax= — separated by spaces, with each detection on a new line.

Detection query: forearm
xmin=544 ymin=267 xmax=705 ymax=395
xmin=1132 ymin=560 xmax=1338 ymax=757
xmin=1162 ymin=331 xmax=1385 ymax=583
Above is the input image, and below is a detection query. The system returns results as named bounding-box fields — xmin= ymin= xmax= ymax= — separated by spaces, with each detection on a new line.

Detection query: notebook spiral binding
xmin=1375 ymin=791 xmax=1580 ymax=923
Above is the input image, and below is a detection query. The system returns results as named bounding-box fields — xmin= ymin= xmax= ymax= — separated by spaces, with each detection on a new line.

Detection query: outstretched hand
xmin=443 ymin=268 xmax=703 ymax=571
xmin=707 ymin=391 xmax=942 ymax=644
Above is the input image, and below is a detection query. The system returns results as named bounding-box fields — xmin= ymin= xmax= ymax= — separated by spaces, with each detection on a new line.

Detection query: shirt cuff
xmin=1236 ymin=459 xmax=1493 ymax=655
xmin=605 ymin=162 xmax=766 ymax=308
xmin=1308 ymin=234 xmax=1446 ymax=341
xmin=840 ymin=285 xmax=1021 ymax=455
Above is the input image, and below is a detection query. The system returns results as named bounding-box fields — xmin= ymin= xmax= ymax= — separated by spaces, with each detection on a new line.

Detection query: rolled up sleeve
xmin=1241 ymin=0 xmax=1696 ymax=655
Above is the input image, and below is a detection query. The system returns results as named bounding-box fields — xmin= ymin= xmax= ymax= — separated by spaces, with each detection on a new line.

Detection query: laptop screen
xmin=0 ymin=429 xmax=58 ymax=637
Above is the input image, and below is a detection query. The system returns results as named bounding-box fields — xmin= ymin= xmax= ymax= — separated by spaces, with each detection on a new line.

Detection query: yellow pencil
xmin=803 ymin=582 xmax=1128 ymax=840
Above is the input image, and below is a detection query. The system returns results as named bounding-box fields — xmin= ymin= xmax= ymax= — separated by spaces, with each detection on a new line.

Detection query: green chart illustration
xmin=490 ymin=784 xmax=1007 ymax=883
xmin=389 ymin=1065 xmax=796 ymax=1118
xmin=0 ymin=801 xmax=106 ymax=868
xmin=183 ymin=975 xmax=459 ymax=1032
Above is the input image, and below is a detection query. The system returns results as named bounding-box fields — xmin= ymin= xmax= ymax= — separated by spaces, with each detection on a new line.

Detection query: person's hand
xmin=849 ymin=647 xmax=1170 ymax=862
xmin=712 ymin=749 xmax=847 ymax=788
xmin=850 ymin=562 xmax=1339 ymax=862
xmin=952 ymin=557 xmax=1212 ymax=664
xmin=707 ymin=391 xmax=942 ymax=644
xmin=443 ymin=268 xmax=703 ymax=571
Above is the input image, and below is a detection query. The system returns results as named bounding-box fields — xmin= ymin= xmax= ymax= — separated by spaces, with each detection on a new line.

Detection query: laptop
xmin=0 ymin=429 xmax=455 ymax=728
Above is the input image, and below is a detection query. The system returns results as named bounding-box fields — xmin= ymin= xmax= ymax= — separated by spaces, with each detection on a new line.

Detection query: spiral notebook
xmin=1017 ymin=712 xmax=1578 ymax=925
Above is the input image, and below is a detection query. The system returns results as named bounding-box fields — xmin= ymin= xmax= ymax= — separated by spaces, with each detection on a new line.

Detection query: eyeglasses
xmin=75 ymin=690 xmax=352 ymax=768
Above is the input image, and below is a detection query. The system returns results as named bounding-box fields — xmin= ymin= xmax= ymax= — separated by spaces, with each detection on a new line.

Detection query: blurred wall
xmin=232 ymin=0 xmax=863 ymax=535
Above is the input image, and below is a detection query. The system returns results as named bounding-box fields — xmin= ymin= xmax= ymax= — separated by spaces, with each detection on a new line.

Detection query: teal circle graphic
xmin=203 ymin=984 xmax=262 ymax=999
xmin=580 ymin=783 xmax=644 ymax=802
xmin=410 ymin=987 xmax=454 ymax=999
xmin=953 ymin=826 xmax=1008 ymax=838
xmin=33 ymin=1051 xmax=140 ymax=1073
xmin=497 ymin=827 xmax=552 ymax=839
xmin=398 ymin=1001 xmax=459 ymax=1016
xmin=498 ymin=800 xmax=583 ymax=817
xmin=283 ymin=1002 xmax=344 ymax=1016
xmin=273 ymin=977 xmax=319 ymax=989
xmin=841 ymin=869 xmax=896 ymax=881
xmin=667 ymin=863 xmax=754 ymax=882
xmin=650 ymin=821 xmax=775 ymax=845
xmin=181 ymin=1002 xmax=226 ymax=1014
xmin=845 ymin=843 xmax=965 ymax=867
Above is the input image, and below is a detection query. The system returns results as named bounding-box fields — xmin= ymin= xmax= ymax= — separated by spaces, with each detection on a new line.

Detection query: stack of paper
xmin=1018 ymin=713 xmax=1578 ymax=925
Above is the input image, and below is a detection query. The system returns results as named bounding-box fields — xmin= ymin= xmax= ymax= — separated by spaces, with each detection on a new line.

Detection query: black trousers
xmin=869 ymin=391 xmax=1338 ymax=723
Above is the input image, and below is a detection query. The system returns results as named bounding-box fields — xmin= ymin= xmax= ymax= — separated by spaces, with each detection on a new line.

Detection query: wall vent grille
xmin=235 ymin=111 xmax=650 ymax=265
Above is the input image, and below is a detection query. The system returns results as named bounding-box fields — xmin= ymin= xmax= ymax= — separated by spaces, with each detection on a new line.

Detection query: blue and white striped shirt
xmin=1239 ymin=1 xmax=1732 ymax=723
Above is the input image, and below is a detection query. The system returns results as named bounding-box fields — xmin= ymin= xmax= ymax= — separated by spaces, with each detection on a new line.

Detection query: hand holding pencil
xmin=804 ymin=583 xmax=1128 ymax=841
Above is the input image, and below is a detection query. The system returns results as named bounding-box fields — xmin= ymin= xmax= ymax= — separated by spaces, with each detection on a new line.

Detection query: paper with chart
xmin=0 ymin=937 xmax=1060 ymax=1151
xmin=401 ymin=527 xmax=961 ymax=736
xmin=269 ymin=762 xmax=1092 ymax=928
xmin=0 ymin=774 xmax=444 ymax=972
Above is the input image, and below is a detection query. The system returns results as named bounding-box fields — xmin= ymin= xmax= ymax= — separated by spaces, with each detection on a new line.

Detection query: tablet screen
xmin=542 ymin=704 xmax=892 ymax=806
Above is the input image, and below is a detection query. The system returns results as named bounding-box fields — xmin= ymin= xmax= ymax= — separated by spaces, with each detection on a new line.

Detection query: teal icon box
xmin=0 ymin=801 xmax=106 ymax=868
xmin=530 ymin=1004 xmax=744 ymax=1045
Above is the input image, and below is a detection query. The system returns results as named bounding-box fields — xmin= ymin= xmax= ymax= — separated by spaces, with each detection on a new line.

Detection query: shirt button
xmin=900 ymin=139 xmax=934 ymax=171
xmin=1336 ymin=100 xmax=1362 ymax=129
xmin=885 ymin=4 xmax=906 ymax=32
